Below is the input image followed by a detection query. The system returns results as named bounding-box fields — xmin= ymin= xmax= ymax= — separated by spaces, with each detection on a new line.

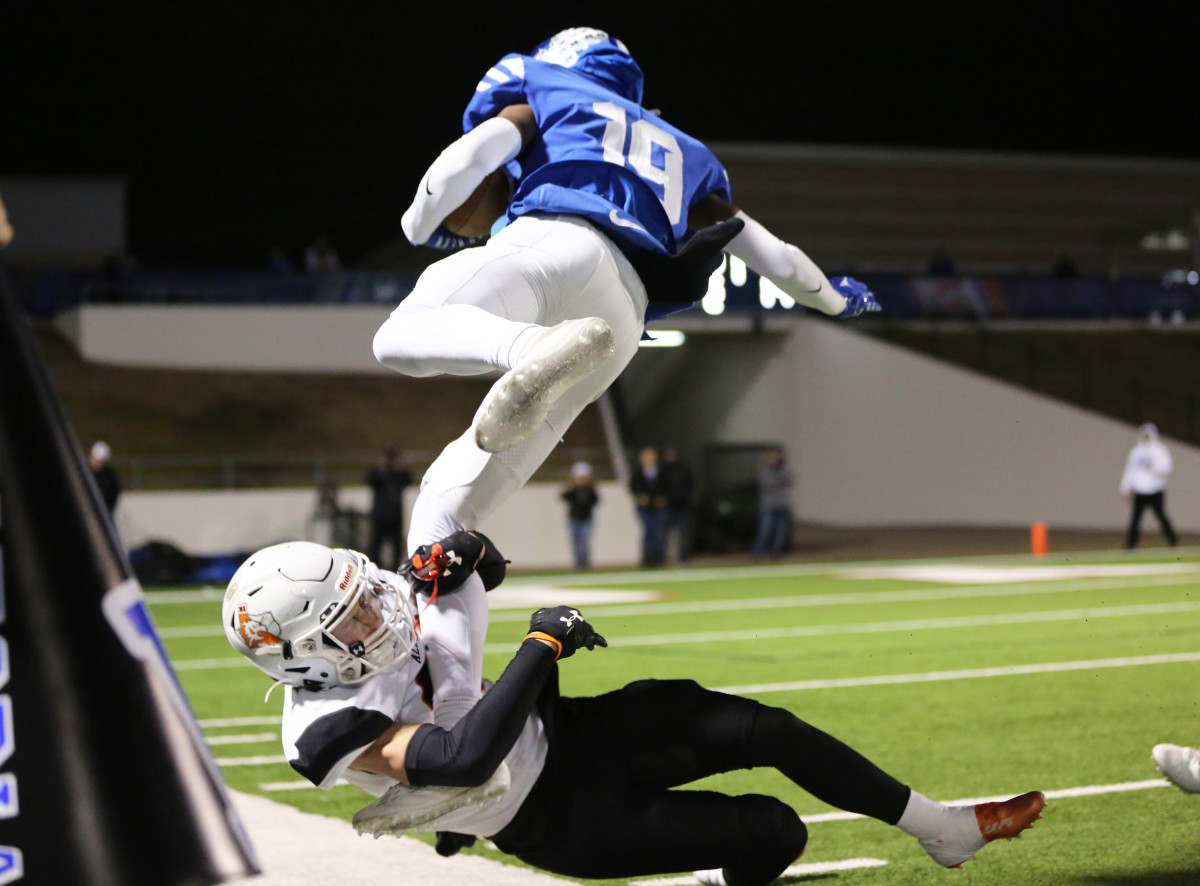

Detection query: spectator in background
xmin=365 ymin=445 xmax=414 ymax=571
xmin=660 ymin=444 xmax=694 ymax=563
xmin=561 ymin=460 xmax=600 ymax=569
xmin=0 ymin=190 xmax=13 ymax=248
xmin=753 ymin=447 xmax=793 ymax=559
xmin=305 ymin=235 xmax=341 ymax=273
xmin=1120 ymin=423 xmax=1178 ymax=549
xmin=630 ymin=446 xmax=669 ymax=567
xmin=89 ymin=441 xmax=120 ymax=514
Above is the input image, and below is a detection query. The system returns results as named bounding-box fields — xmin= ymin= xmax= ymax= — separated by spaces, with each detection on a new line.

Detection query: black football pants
xmin=493 ymin=679 xmax=910 ymax=886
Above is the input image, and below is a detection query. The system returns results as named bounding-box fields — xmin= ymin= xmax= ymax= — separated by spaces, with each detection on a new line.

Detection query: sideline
xmin=228 ymin=790 xmax=563 ymax=885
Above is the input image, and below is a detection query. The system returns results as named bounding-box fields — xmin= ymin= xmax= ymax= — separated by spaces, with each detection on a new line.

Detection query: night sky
xmin=4 ymin=2 xmax=1195 ymax=267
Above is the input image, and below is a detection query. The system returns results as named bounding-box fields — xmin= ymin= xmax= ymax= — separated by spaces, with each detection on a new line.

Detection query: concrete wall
xmin=69 ymin=304 xmax=1200 ymax=562
xmin=66 ymin=304 xmax=395 ymax=373
xmin=629 ymin=320 xmax=1200 ymax=532
xmin=113 ymin=481 xmax=641 ymax=570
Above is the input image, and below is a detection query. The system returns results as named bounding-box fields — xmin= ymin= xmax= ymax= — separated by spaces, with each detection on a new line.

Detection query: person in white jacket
xmin=1119 ymin=423 xmax=1179 ymax=548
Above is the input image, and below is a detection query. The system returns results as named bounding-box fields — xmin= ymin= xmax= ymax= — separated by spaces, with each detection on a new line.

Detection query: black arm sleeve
xmin=404 ymin=639 xmax=556 ymax=787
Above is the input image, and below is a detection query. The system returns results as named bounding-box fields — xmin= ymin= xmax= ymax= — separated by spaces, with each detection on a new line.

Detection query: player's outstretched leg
xmin=1153 ymin=743 xmax=1200 ymax=792
xmin=472 ymin=316 xmax=615 ymax=453
xmin=899 ymin=790 xmax=1047 ymax=868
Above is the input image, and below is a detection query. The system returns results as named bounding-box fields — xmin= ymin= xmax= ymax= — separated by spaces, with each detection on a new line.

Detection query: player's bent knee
xmin=372 ymin=324 xmax=439 ymax=378
xmin=726 ymin=795 xmax=807 ymax=884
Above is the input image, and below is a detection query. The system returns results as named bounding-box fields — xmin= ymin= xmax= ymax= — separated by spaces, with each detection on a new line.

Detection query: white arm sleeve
xmin=724 ymin=210 xmax=847 ymax=316
xmin=401 ymin=116 xmax=525 ymax=246
xmin=417 ymin=574 xmax=489 ymax=729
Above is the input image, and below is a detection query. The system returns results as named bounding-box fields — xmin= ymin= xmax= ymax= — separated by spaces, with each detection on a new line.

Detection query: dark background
xmin=3 ymin=2 xmax=1195 ymax=267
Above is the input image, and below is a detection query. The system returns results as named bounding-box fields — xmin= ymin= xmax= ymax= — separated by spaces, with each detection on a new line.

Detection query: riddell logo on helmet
xmin=338 ymin=564 xmax=355 ymax=591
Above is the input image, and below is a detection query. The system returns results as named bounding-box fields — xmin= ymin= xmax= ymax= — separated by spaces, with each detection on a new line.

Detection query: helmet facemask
xmin=311 ymin=563 xmax=416 ymax=684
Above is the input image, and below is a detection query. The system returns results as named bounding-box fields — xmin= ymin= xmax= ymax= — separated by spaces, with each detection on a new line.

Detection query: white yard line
xmin=497 ymin=546 xmax=1200 ymax=587
xmin=485 ymin=572 xmax=1200 ymax=622
xmin=199 ymin=715 xmax=282 ymax=728
xmin=838 ymin=563 xmax=1200 ymax=584
xmin=215 ymin=755 xmax=288 ymax=767
xmin=144 ymin=549 xmax=1200 ymax=604
xmin=173 ymin=599 xmax=1200 ymax=670
xmin=630 ymin=857 xmax=890 ymax=885
xmin=206 ymin=732 xmax=277 ymax=746
xmin=155 ymin=569 xmax=1200 ymax=640
xmin=159 ymin=571 xmax=1200 ymax=636
xmin=716 ymin=651 xmax=1200 ymax=694
xmin=482 ymin=601 xmax=1200 ymax=654
xmin=800 ymin=779 xmax=1172 ymax=823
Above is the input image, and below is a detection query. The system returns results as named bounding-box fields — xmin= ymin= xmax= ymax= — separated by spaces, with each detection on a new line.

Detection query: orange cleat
xmin=922 ymin=791 xmax=1047 ymax=868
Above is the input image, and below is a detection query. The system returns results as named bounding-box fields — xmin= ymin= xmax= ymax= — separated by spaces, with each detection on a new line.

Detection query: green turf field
xmin=153 ymin=546 xmax=1200 ymax=885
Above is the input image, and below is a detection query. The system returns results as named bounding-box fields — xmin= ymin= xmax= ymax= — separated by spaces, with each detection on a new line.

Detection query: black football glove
xmin=630 ymin=217 xmax=746 ymax=305
xmin=526 ymin=605 xmax=607 ymax=659
xmin=409 ymin=530 xmax=511 ymax=598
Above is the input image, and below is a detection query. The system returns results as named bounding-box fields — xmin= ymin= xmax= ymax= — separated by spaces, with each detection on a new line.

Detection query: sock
xmin=895 ymin=790 xmax=983 ymax=852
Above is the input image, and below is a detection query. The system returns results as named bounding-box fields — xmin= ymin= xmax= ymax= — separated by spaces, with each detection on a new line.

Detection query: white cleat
xmin=920 ymin=791 xmax=1047 ymax=868
xmin=472 ymin=317 xmax=615 ymax=453
xmin=692 ymin=870 xmax=727 ymax=886
xmin=1153 ymin=743 xmax=1200 ymax=792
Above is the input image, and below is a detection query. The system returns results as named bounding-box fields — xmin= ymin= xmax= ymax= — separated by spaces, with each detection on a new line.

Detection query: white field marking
xmin=205 ymin=732 xmax=277 ymax=746
xmin=198 ymin=715 xmax=281 ymax=728
xmin=485 ymin=588 xmax=662 ymax=610
xmin=215 ymin=754 xmax=288 ymax=767
xmin=158 ymin=625 xmax=226 ymax=638
xmin=485 ymin=572 xmax=1200 ymax=623
xmin=173 ymin=657 xmax=245 ymax=670
xmin=800 ymin=779 xmax=1171 ymax=824
xmin=172 ymin=598 xmax=1200 ymax=670
xmin=138 ymin=547 xmax=1200 ymax=601
xmin=144 ymin=588 xmax=224 ymax=603
xmin=155 ymin=571 xmax=1200 ymax=638
xmin=481 ymin=601 xmax=1200 ymax=654
xmin=630 ymin=857 xmax=889 ymax=885
xmin=716 ymin=651 xmax=1200 ymax=695
xmin=496 ymin=545 xmax=1200 ymax=588
xmin=838 ymin=562 xmax=1200 ymax=584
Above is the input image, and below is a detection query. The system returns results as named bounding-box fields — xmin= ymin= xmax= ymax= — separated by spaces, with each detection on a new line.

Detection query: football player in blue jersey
xmin=374 ymin=27 xmax=880 ymax=557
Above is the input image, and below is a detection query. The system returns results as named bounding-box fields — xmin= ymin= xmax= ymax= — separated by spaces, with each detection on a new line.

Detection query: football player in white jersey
xmin=377 ymin=27 xmax=882 ymax=558
xmin=223 ymin=535 xmax=1047 ymax=885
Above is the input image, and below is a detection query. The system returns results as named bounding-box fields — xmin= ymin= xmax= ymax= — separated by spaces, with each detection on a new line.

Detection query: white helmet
xmin=222 ymin=541 xmax=418 ymax=690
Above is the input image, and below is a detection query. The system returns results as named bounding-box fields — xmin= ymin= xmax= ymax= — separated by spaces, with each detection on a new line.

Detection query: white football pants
xmin=373 ymin=215 xmax=648 ymax=552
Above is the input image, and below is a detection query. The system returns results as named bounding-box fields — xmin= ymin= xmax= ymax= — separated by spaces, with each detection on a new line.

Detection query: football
xmin=442 ymin=169 xmax=512 ymax=238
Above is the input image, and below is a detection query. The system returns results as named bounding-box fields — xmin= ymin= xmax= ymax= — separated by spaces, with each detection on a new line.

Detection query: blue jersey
xmin=463 ymin=54 xmax=731 ymax=259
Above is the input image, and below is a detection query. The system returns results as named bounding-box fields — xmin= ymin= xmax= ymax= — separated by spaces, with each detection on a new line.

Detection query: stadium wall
xmin=68 ymin=304 xmax=1200 ymax=562
xmin=114 ymin=481 xmax=641 ymax=570
xmin=630 ymin=321 xmax=1200 ymax=533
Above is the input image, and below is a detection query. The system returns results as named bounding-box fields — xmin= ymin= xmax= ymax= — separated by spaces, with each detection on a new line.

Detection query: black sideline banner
xmin=0 ymin=268 xmax=260 ymax=885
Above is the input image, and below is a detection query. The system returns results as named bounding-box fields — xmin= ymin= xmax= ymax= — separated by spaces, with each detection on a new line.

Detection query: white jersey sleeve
xmin=415 ymin=574 xmax=490 ymax=728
